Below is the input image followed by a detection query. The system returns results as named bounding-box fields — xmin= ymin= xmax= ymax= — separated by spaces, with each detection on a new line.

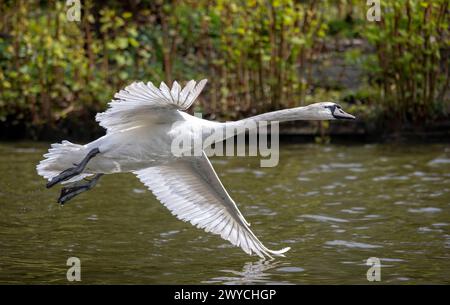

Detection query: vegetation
xmin=0 ymin=0 xmax=448 ymax=138
xmin=363 ymin=0 xmax=449 ymax=125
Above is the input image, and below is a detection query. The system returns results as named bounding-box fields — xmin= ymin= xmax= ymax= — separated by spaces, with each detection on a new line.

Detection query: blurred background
xmin=0 ymin=0 xmax=448 ymax=141
xmin=0 ymin=0 xmax=450 ymax=285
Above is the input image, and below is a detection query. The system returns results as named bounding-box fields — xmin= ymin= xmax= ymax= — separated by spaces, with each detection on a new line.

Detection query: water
xmin=0 ymin=142 xmax=449 ymax=284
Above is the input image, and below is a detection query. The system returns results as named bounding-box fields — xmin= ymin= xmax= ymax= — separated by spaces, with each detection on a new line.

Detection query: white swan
xmin=37 ymin=79 xmax=355 ymax=259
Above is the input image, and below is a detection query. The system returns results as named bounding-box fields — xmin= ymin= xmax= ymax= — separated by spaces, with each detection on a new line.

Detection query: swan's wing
xmin=134 ymin=151 xmax=290 ymax=259
xmin=96 ymin=79 xmax=207 ymax=133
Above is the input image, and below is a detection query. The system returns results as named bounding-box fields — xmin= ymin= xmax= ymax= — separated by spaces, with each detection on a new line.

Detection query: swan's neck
xmin=229 ymin=106 xmax=318 ymax=129
xmin=199 ymin=106 xmax=327 ymax=143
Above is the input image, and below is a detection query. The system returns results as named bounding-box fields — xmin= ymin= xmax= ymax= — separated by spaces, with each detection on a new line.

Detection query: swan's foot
xmin=46 ymin=148 xmax=100 ymax=188
xmin=58 ymin=174 xmax=103 ymax=205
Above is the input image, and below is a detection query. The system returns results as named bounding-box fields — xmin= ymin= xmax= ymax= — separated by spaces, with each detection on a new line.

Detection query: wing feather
xmin=96 ymin=79 xmax=207 ymax=133
xmin=134 ymin=151 xmax=290 ymax=258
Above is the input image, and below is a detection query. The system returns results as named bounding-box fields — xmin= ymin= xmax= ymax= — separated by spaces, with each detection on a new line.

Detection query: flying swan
xmin=37 ymin=79 xmax=355 ymax=259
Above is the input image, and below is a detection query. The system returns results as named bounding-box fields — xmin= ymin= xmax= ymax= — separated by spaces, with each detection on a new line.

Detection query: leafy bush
xmin=0 ymin=0 xmax=448 ymax=135
xmin=362 ymin=0 xmax=449 ymax=123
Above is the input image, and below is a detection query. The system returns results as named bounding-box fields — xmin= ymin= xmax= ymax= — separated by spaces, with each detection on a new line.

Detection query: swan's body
xmin=37 ymin=79 xmax=355 ymax=259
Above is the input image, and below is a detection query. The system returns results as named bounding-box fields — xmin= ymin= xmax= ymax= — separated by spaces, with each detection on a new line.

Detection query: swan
xmin=36 ymin=79 xmax=355 ymax=259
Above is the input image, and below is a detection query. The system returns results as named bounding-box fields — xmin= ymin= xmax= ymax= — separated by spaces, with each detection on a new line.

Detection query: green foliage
xmin=361 ymin=0 xmax=449 ymax=123
xmin=0 ymin=0 xmax=448 ymax=132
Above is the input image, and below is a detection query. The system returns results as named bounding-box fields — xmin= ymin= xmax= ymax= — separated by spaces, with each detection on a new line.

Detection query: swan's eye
xmin=324 ymin=105 xmax=336 ymax=112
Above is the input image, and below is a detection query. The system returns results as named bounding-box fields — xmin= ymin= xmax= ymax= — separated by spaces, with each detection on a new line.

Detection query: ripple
xmin=380 ymin=258 xmax=405 ymax=262
xmin=420 ymin=177 xmax=442 ymax=181
xmin=412 ymin=171 xmax=426 ymax=177
xmin=432 ymin=223 xmax=449 ymax=227
xmin=428 ymin=157 xmax=450 ymax=166
xmin=341 ymin=209 xmax=359 ymax=214
xmin=349 ymin=168 xmax=366 ymax=173
xmin=429 ymin=192 xmax=444 ymax=198
xmin=87 ymin=214 xmax=98 ymax=221
xmin=341 ymin=207 xmax=364 ymax=214
xmin=355 ymin=226 xmax=370 ymax=230
xmin=304 ymin=191 xmax=319 ymax=197
xmin=394 ymin=201 xmax=409 ymax=205
xmin=330 ymin=162 xmax=363 ymax=169
xmin=252 ymin=170 xmax=266 ymax=177
xmin=226 ymin=167 xmax=248 ymax=174
xmin=396 ymin=277 xmax=411 ymax=281
xmin=408 ymin=207 xmax=442 ymax=214
xmin=322 ymin=182 xmax=346 ymax=190
xmin=418 ymin=226 xmax=443 ymax=233
xmin=324 ymin=202 xmax=342 ymax=206
xmin=132 ymin=188 xmax=146 ymax=194
xmin=325 ymin=240 xmax=382 ymax=249
xmin=364 ymin=214 xmax=382 ymax=219
xmin=160 ymin=230 xmax=180 ymax=237
xmin=272 ymin=184 xmax=294 ymax=192
xmin=373 ymin=175 xmax=409 ymax=182
xmin=352 ymin=207 xmax=366 ymax=211
xmin=299 ymin=214 xmax=349 ymax=223
xmin=277 ymin=267 xmax=305 ymax=273
xmin=248 ymin=206 xmax=277 ymax=216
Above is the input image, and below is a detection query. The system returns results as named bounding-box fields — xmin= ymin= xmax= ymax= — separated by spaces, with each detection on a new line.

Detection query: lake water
xmin=0 ymin=142 xmax=449 ymax=284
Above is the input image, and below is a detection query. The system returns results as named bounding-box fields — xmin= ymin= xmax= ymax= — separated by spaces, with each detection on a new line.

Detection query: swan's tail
xmin=36 ymin=140 xmax=92 ymax=184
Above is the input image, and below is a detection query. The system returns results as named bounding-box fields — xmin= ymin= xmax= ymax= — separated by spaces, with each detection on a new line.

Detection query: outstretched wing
xmin=134 ymin=151 xmax=290 ymax=259
xmin=96 ymin=79 xmax=207 ymax=133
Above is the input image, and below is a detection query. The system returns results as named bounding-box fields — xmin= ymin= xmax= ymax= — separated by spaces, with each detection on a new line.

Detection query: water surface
xmin=0 ymin=142 xmax=449 ymax=284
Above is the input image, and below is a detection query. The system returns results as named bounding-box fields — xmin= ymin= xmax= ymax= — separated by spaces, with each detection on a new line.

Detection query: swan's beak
xmin=334 ymin=108 xmax=356 ymax=120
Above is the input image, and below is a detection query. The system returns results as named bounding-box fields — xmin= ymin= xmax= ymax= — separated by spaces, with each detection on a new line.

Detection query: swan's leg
xmin=47 ymin=148 xmax=100 ymax=188
xmin=57 ymin=173 xmax=103 ymax=205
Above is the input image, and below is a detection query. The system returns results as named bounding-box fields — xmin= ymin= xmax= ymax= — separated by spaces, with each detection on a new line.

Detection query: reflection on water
xmin=0 ymin=142 xmax=449 ymax=284
xmin=204 ymin=259 xmax=287 ymax=285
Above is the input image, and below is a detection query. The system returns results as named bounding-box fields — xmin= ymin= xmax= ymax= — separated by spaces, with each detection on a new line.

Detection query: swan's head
xmin=305 ymin=102 xmax=356 ymax=120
